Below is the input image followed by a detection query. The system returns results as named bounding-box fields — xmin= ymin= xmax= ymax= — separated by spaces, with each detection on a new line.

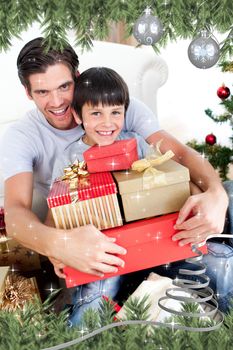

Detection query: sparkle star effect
xmin=45 ymin=283 xmax=57 ymax=294
xmin=10 ymin=265 xmax=19 ymax=273
xmin=168 ymin=318 xmax=180 ymax=332
xmin=60 ymin=233 xmax=71 ymax=245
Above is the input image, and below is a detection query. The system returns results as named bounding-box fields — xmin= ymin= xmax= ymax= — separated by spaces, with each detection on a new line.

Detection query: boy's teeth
xmin=98 ymin=131 xmax=113 ymax=135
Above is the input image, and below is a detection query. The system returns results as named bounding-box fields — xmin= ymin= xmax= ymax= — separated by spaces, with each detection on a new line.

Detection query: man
xmin=0 ymin=37 xmax=229 ymax=282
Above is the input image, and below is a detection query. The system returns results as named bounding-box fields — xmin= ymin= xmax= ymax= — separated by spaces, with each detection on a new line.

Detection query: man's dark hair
xmin=17 ymin=37 xmax=79 ymax=91
xmin=72 ymin=67 xmax=129 ymax=119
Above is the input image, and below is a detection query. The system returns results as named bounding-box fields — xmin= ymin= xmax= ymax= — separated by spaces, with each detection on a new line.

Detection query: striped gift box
xmin=47 ymin=172 xmax=123 ymax=230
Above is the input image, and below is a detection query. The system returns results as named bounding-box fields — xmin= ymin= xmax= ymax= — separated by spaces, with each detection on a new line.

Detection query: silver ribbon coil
xmin=157 ymin=236 xmax=233 ymax=331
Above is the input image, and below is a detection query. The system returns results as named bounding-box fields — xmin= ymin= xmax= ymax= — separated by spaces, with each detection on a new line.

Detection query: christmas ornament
xmin=205 ymin=133 xmax=217 ymax=145
xmin=133 ymin=7 xmax=163 ymax=45
xmin=188 ymin=30 xmax=220 ymax=69
xmin=217 ymin=84 xmax=231 ymax=99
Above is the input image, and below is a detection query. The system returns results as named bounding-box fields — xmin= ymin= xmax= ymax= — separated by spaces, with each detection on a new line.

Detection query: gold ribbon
xmin=61 ymin=160 xmax=89 ymax=190
xmin=0 ymin=274 xmax=39 ymax=311
xmin=131 ymin=140 xmax=174 ymax=190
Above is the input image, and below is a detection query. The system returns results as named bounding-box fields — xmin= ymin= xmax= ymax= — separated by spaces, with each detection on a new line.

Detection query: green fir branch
xmin=187 ymin=140 xmax=233 ymax=180
xmin=220 ymin=98 xmax=233 ymax=115
xmin=0 ymin=0 xmax=233 ymax=57
xmin=2 ymin=295 xmax=233 ymax=350
xmin=205 ymin=108 xmax=232 ymax=123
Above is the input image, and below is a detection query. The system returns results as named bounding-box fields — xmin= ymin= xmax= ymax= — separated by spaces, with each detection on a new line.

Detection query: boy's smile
xmin=81 ymin=103 xmax=125 ymax=146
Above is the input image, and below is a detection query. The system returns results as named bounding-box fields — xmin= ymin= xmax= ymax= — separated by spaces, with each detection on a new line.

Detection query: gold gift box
xmin=0 ymin=238 xmax=41 ymax=272
xmin=113 ymin=159 xmax=190 ymax=222
xmin=0 ymin=266 xmax=9 ymax=297
xmin=0 ymin=266 xmax=41 ymax=311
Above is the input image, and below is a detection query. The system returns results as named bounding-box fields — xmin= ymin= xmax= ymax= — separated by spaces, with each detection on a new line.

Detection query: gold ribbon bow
xmin=61 ymin=160 xmax=89 ymax=190
xmin=131 ymin=140 xmax=174 ymax=190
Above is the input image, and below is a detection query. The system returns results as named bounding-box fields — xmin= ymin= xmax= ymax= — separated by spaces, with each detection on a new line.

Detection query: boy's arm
xmin=4 ymin=173 xmax=126 ymax=275
xmin=146 ymin=130 xmax=229 ymax=245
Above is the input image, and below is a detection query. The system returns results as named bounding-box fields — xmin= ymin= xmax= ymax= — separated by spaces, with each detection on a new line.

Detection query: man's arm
xmin=146 ymin=130 xmax=229 ymax=245
xmin=4 ymin=173 xmax=126 ymax=276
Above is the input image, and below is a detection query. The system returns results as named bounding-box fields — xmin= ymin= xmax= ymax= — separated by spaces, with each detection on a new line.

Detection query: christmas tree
xmin=0 ymin=295 xmax=229 ymax=350
xmin=187 ymin=61 xmax=233 ymax=180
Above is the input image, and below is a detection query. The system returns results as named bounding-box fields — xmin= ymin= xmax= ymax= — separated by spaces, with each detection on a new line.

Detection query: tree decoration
xmin=133 ymin=7 xmax=163 ymax=45
xmin=0 ymin=1 xmax=232 ymax=63
xmin=205 ymin=133 xmax=217 ymax=145
xmin=187 ymin=75 xmax=233 ymax=180
xmin=188 ymin=30 xmax=220 ymax=69
xmin=217 ymin=84 xmax=231 ymax=99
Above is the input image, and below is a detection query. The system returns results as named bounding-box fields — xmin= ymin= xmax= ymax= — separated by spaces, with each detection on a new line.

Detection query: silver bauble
xmin=188 ymin=31 xmax=220 ymax=69
xmin=133 ymin=9 xmax=163 ymax=45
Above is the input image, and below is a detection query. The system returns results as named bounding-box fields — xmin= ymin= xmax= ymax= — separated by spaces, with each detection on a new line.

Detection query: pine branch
xmin=187 ymin=140 xmax=233 ymax=180
xmin=0 ymin=0 xmax=233 ymax=57
xmin=219 ymin=60 xmax=233 ymax=72
xmin=1 ymin=294 xmax=233 ymax=350
xmin=205 ymin=108 xmax=232 ymax=123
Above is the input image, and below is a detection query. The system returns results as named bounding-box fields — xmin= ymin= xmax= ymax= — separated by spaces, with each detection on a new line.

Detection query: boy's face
xmin=26 ymin=63 xmax=76 ymax=130
xmin=81 ymin=102 xmax=125 ymax=146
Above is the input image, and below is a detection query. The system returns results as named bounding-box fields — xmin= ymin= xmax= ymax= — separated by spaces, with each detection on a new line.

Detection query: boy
xmin=49 ymin=67 xmax=150 ymax=326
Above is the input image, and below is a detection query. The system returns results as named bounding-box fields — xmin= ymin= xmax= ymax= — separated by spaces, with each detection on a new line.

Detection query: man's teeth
xmin=97 ymin=131 xmax=113 ymax=136
xmin=51 ymin=108 xmax=66 ymax=115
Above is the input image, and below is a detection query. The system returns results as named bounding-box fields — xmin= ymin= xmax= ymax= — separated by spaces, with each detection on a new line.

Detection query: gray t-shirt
xmin=52 ymin=131 xmax=150 ymax=181
xmin=0 ymin=97 xmax=160 ymax=197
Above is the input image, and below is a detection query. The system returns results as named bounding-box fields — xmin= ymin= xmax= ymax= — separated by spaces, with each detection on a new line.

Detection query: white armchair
xmin=0 ymin=40 xmax=169 ymax=208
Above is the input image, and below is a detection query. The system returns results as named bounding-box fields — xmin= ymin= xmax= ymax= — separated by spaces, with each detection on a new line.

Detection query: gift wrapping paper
xmin=83 ymin=138 xmax=138 ymax=173
xmin=0 ymin=238 xmax=41 ymax=272
xmin=0 ymin=268 xmax=41 ymax=311
xmin=64 ymin=212 xmax=207 ymax=287
xmin=0 ymin=266 xmax=9 ymax=296
xmin=113 ymin=159 xmax=190 ymax=222
xmin=116 ymin=272 xmax=206 ymax=323
xmin=47 ymin=172 xmax=123 ymax=230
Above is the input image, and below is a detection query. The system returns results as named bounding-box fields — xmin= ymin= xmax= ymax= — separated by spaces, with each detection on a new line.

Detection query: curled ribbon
xmin=61 ymin=160 xmax=89 ymax=190
xmin=131 ymin=140 xmax=174 ymax=189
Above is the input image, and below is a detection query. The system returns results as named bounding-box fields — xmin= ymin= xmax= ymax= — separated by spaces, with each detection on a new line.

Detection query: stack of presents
xmin=0 ymin=138 xmax=207 ymax=315
xmin=47 ymin=138 xmax=207 ymax=289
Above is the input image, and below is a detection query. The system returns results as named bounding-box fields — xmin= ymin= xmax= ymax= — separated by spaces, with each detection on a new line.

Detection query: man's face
xmin=26 ymin=63 xmax=76 ymax=130
xmin=81 ymin=102 xmax=125 ymax=146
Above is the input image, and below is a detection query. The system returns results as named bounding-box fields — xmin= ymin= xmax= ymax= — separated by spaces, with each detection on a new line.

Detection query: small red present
xmin=64 ymin=212 xmax=207 ymax=288
xmin=83 ymin=138 xmax=138 ymax=173
xmin=47 ymin=172 xmax=123 ymax=230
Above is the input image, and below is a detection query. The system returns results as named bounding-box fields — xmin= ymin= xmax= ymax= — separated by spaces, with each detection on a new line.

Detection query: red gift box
xmin=83 ymin=138 xmax=138 ymax=173
xmin=47 ymin=172 xmax=123 ymax=230
xmin=64 ymin=212 xmax=207 ymax=288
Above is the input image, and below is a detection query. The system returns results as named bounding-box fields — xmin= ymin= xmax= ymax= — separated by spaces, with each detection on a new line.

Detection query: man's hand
xmin=172 ymin=188 xmax=229 ymax=246
xmin=49 ymin=256 xmax=66 ymax=278
xmin=54 ymin=224 xmax=127 ymax=277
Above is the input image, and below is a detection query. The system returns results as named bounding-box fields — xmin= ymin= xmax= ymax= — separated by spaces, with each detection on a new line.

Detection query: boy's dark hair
xmin=72 ymin=67 xmax=129 ymax=119
xmin=17 ymin=37 xmax=79 ymax=92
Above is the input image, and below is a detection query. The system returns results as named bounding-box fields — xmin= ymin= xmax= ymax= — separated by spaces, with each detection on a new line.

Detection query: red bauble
xmin=205 ymin=133 xmax=217 ymax=145
xmin=217 ymin=85 xmax=230 ymax=99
